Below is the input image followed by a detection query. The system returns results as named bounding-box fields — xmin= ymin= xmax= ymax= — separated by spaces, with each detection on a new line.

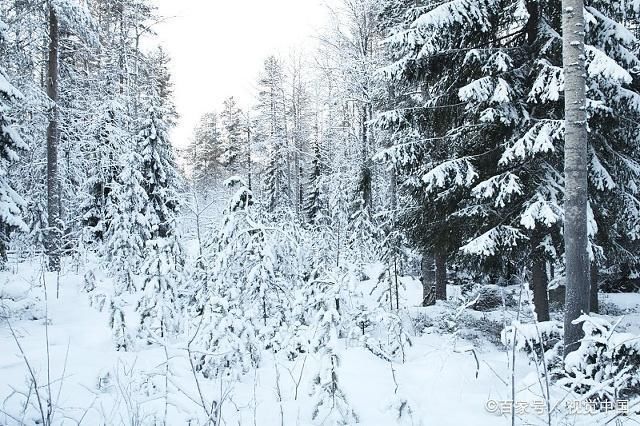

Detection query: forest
xmin=1 ymin=0 xmax=640 ymax=425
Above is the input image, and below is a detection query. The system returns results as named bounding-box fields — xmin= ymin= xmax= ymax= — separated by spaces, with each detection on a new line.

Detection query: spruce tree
xmin=0 ymin=36 xmax=28 ymax=266
xmin=135 ymin=58 xmax=184 ymax=341
xmin=80 ymin=87 xmax=129 ymax=244
xmin=187 ymin=111 xmax=224 ymax=190
xmin=219 ymin=97 xmax=244 ymax=174
xmin=379 ymin=0 xmax=640 ymax=320
xmin=137 ymin=102 xmax=180 ymax=241
xmin=104 ymin=149 xmax=150 ymax=293
xmin=256 ymin=56 xmax=290 ymax=211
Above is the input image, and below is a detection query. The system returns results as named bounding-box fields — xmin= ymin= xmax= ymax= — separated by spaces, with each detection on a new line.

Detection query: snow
xmin=0 ymin=258 xmax=533 ymax=425
xmin=458 ymin=77 xmax=513 ymax=104
xmin=3 ymin=256 xmax=640 ymax=425
xmin=422 ymin=158 xmax=478 ymax=193
xmin=411 ymin=0 xmax=497 ymax=35
xmin=0 ymin=73 xmax=23 ymax=101
xmin=499 ymin=120 xmax=564 ymax=166
xmin=520 ymin=194 xmax=562 ymax=230
xmin=528 ymin=60 xmax=563 ymax=103
xmin=4 ymin=0 xmax=640 ymax=424
xmin=472 ymin=173 xmax=523 ymax=208
xmin=585 ymin=45 xmax=632 ymax=83
xmin=589 ymin=147 xmax=616 ymax=191
xmin=459 ymin=226 xmax=527 ymax=257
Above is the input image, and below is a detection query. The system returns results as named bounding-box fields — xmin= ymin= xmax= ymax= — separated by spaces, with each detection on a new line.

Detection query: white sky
xmin=154 ymin=0 xmax=331 ymax=148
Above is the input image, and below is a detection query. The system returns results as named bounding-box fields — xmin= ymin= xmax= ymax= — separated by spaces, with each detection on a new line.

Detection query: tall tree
xmin=378 ymin=0 xmax=640 ymax=317
xmin=256 ymin=56 xmax=290 ymax=211
xmin=46 ymin=2 xmax=61 ymax=271
xmin=0 ymin=25 xmax=28 ymax=267
xmin=562 ymin=0 xmax=590 ymax=357
xmin=104 ymin=148 xmax=150 ymax=293
xmin=321 ymin=0 xmax=383 ymax=212
xmin=219 ymin=96 xmax=244 ymax=174
xmin=186 ymin=111 xmax=224 ymax=190
xmin=137 ymin=103 xmax=180 ymax=240
xmin=135 ymin=53 xmax=184 ymax=341
xmin=286 ymin=51 xmax=313 ymax=219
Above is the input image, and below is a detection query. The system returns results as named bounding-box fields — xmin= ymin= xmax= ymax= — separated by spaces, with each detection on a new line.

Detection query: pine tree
xmin=137 ymin=235 xmax=183 ymax=341
xmin=80 ymin=88 xmax=129 ymax=244
xmin=109 ymin=297 xmax=132 ymax=351
xmin=255 ymin=56 xmax=291 ymax=211
xmin=104 ymin=149 xmax=150 ymax=293
xmin=378 ymin=0 xmax=640 ymax=320
xmin=136 ymin=102 xmax=184 ymax=341
xmin=0 ymin=3 xmax=48 ymax=256
xmin=219 ymin=97 xmax=245 ymax=174
xmin=304 ymin=134 xmax=324 ymax=222
xmin=307 ymin=271 xmax=359 ymax=425
xmin=192 ymin=178 xmax=306 ymax=377
xmin=135 ymin=57 xmax=184 ymax=342
xmin=187 ymin=111 xmax=224 ymax=190
xmin=0 ymin=31 xmax=28 ymax=266
xmin=137 ymin=102 xmax=180 ymax=240
xmin=192 ymin=181 xmax=263 ymax=378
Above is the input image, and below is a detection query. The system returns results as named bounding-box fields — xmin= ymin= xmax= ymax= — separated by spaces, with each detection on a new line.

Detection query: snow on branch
xmin=499 ymin=120 xmax=563 ymax=166
xmin=520 ymin=194 xmax=562 ymax=230
xmin=422 ymin=158 xmax=478 ymax=193
xmin=586 ymin=7 xmax=637 ymax=47
xmin=52 ymin=0 xmax=99 ymax=47
xmin=471 ymin=172 xmax=522 ymax=208
xmin=528 ymin=60 xmax=563 ymax=103
xmin=459 ymin=77 xmax=513 ymax=104
xmin=411 ymin=0 xmax=496 ymax=34
xmin=585 ymin=45 xmax=632 ymax=83
xmin=459 ymin=225 xmax=527 ymax=257
xmin=589 ymin=146 xmax=616 ymax=191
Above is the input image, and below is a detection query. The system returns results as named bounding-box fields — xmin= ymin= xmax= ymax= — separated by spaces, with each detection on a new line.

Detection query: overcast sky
xmin=154 ymin=0 xmax=331 ymax=148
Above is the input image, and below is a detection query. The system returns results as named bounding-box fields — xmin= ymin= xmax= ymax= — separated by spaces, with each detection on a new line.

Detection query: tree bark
xmin=531 ymin=256 xmax=550 ymax=322
xmin=435 ymin=251 xmax=447 ymax=301
xmin=525 ymin=0 xmax=540 ymax=45
xmin=421 ymin=252 xmax=435 ymax=306
xmin=361 ymin=104 xmax=372 ymax=209
xmin=590 ymin=263 xmax=599 ymax=313
xmin=246 ymin=122 xmax=252 ymax=191
xmin=562 ymin=0 xmax=590 ymax=358
xmin=46 ymin=3 xmax=61 ymax=272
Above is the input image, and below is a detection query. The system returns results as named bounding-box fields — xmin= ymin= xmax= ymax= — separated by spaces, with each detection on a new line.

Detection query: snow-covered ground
xmin=1 ymin=259 xmax=639 ymax=425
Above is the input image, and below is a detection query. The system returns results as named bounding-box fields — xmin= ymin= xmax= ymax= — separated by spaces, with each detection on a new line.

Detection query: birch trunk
xmin=562 ymin=0 xmax=590 ymax=357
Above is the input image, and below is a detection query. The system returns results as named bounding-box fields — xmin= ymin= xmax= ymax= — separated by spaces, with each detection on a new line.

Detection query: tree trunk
xmin=360 ymin=104 xmax=372 ymax=209
xmin=590 ymin=263 xmax=599 ymax=313
xmin=46 ymin=4 xmax=61 ymax=272
xmin=562 ymin=0 xmax=590 ymax=358
xmin=435 ymin=251 xmax=447 ymax=301
xmin=246 ymin=123 xmax=252 ymax=191
xmin=0 ymin=236 xmax=7 ymax=270
xmin=531 ymin=256 xmax=550 ymax=322
xmin=421 ymin=252 xmax=435 ymax=306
